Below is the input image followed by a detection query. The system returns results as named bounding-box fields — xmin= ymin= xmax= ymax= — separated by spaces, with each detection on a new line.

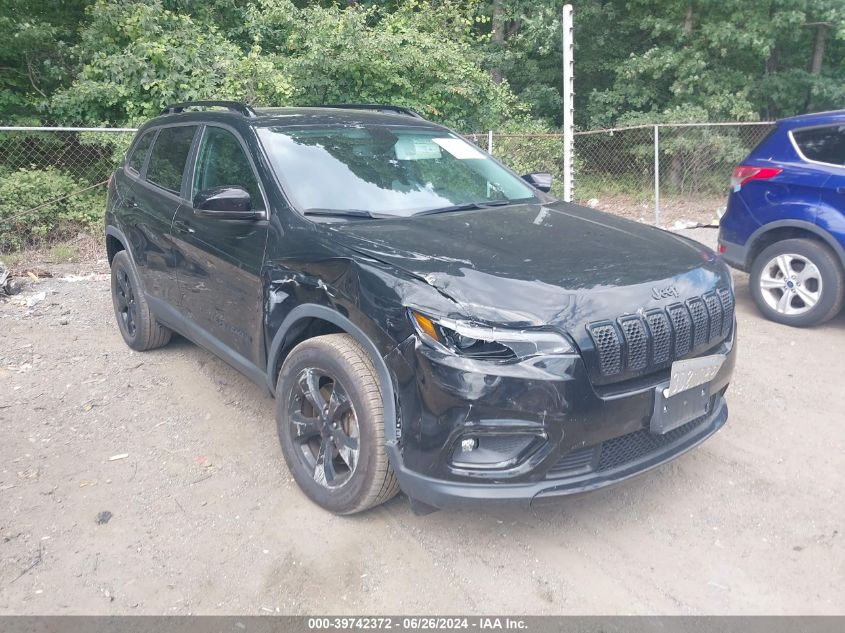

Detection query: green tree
xmin=0 ymin=0 xmax=94 ymax=122
xmin=584 ymin=0 xmax=845 ymax=126
xmin=50 ymin=0 xmax=526 ymax=130
xmin=51 ymin=0 xmax=294 ymax=124
xmin=264 ymin=0 xmax=524 ymax=130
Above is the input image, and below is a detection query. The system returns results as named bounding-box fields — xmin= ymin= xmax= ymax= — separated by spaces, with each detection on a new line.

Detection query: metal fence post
xmin=487 ymin=130 xmax=494 ymax=155
xmin=562 ymin=4 xmax=574 ymax=202
xmin=653 ymin=124 xmax=660 ymax=226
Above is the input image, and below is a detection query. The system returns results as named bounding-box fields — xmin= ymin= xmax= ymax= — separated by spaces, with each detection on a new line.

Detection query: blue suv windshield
xmin=257 ymin=126 xmax=538 ymax=217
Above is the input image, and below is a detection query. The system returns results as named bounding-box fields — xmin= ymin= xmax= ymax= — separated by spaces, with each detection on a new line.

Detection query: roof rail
xmin=160 ymin=100 xmax=257 ymax=117
xmin=319 ymin=104 xmax=424 ymax=119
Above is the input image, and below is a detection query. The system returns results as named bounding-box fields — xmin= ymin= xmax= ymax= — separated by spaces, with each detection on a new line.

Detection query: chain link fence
xmin=480 ymin=122 xmax=774 ymax=228
xmin=650 ymin=123 xmax=774 ymax=226
xmin=0 ymin=121 xmax=774 ymax=252
xmin=0 ymin=127 xmax=134 ymax=251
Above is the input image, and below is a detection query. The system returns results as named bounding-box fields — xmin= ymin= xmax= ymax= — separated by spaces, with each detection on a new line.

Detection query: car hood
xmin=329 ymin=201 xmax=729 ymax=328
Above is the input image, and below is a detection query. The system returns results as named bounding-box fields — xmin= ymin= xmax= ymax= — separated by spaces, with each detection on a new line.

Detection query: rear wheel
xmin=275 ymin=334 xmax=399 ymax=514
xmin=110 ymin=251 xmax=172 ymax=350
xmin=750 ymin=238 xmax=844 ymax=327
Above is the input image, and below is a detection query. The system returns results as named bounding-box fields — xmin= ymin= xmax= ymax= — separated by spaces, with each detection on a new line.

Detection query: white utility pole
xmin=562 ymin=4 xmax=574 ymax=203
xmin=654 ymin=124 xmax=660 ymax=226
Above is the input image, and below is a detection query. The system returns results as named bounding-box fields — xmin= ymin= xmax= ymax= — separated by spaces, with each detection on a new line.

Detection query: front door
xmin=171 ymin=124 xmax=269 ymax=369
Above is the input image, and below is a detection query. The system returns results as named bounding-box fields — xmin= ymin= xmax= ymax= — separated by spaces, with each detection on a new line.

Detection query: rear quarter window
xmin=126 ymin=131 xmax=155 ymax=174
xmin=792 ymin=125 xmax=845 ymax=166
xmin=146 ymin=126 xmax=198 ymax=193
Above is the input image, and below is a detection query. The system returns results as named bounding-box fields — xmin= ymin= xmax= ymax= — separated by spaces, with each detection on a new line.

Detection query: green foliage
xmin=51 ymin=0 xmax=294 ymax=123
xmin=489 ymin=120 xmax=566 ymax=196
xmin=582 ymin=0 xmax=845 ymax=126
xmin=78 ymin=130 xmax=136 ymax=169
xmin=265 ymin=0 xmax=525 ymax=130
xmin=0 ymin=168 xmax=103 ymax=251
xmin=48 ymin=0 xmax=525 ymax=130
xmin=47 ymin=243 xmax=79 ymax=263
xmin=4 ymin=0 xmax=845 ymax=249
xmin=4 ymin=0 xmax=845 ymax=129
xmin=0 ymin=0 xmax=93 ymax=123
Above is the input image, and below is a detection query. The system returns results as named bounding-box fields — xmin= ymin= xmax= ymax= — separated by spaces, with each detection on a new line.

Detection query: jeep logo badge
xmin=652 ymin=284 xmax=679 ymax=300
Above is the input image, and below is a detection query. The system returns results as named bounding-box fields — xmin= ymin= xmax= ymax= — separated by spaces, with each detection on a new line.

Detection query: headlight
xmin=408 ymin=309 xmax=575 ymax=361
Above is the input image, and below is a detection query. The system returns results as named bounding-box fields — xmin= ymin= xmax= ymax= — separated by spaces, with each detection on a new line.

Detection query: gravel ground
xmin=578 ymin=194 xmax=726 ymax=229
xmin=1 ymin=228 xmax=843 ymax=615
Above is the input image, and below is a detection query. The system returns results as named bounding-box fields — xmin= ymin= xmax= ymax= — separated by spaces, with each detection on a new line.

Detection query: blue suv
xmin=718 ymin=110 xmax=845 ymax=327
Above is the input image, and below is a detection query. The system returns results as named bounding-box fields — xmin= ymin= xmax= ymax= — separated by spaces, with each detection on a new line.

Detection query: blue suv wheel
xmin=749 ymin=238 xmax=844 ymax=327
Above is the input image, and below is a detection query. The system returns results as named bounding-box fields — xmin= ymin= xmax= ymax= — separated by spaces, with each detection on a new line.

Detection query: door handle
xmin=125 ymin=196 xmax=138 ymax=208
xmin=836 ymin=187 xmax=845 ymax=194
xmin=173 ymin=219 xmax=195 ymax=234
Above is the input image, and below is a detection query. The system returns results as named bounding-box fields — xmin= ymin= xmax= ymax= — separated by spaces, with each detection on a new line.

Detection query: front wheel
xmin=275 ymin=334 xmax=399 ymax=514
xmin=750 ymin=238 xmax=844 ymax=327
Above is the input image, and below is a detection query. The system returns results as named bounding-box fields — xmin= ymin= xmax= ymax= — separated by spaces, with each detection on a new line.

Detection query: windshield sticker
xmin=394 ymin=137 xmax=442 ymax=160
xmin=433 ymin=138 xmax=485 ymax=160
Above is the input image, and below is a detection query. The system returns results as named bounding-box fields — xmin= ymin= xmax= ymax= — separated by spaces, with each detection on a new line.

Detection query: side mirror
xmin=193 ymin=186 xmax=257 ymax=220
xmin=521 ymin=172 xmax=553 ymax=193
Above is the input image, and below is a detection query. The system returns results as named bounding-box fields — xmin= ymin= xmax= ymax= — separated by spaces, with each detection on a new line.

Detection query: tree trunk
xmin=810 ymin=23 xmax=827 ymax=75
xmin=491 ymin=0 xmax=505 ymax=84
xmin=806 ymin=23 xmax=828 ymax=111
xmin=683 ymin=5 xmax=694 ymax=34
xmin=761 ymin=1 xmax=779 ymax=120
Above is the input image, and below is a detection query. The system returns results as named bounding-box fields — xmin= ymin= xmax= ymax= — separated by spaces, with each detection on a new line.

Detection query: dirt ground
xmin=1 ymin=228 xmax=843 ymax=615
xmin=576 ymin=194 xmax=727 ymax=229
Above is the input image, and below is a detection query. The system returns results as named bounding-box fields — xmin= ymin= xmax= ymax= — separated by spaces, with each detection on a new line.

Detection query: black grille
xmin=620 ymin=317 xmax=648 ymax=370
xmin=588 ymin=323 xmax=622 ymax=376
xmin=717 ymin=287 xmax=734 ymax=337
xmin=667 ymin=303 xmax=692 ymax=357
xmin=585 ymin=287 xmax=733 ymax=382
xmin=597 ymin=414 xmax=709 ymax=471
xmin=687 ymin=297 xmax=709 ymax=348
xmin=547 ymin=413 xmax=711 ymax=479
xmin=644 ymin=310 xmax=671 ymax=364
xmin=704 ymin=292 xmax=723 ymax=342
xmin=546 ymin=446 xmax=594 ymax=476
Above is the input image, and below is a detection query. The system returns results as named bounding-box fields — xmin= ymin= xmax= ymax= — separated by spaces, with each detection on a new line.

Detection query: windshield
xmin=257 ymin=126 xmax=539 ymax=217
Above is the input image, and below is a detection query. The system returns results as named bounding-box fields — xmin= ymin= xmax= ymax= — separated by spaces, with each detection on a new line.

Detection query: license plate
xmin=651 ymin=384 xmax=711 ymax=435
xmin=662 ymin=354 xmax=726 ymax=398
xmin=650 ymin=354 xmax=725 ymax=435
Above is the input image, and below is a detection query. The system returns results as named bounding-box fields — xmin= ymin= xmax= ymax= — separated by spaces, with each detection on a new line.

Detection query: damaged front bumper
xmin=383 ymin=326 xmax=736 ymax=510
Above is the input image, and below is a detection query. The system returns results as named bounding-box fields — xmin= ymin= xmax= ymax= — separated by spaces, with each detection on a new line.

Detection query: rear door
xmin=111 ymin=128 xmax=155 ymax=241
xmin=791 ymin=124 xmax=845 ymax=242
xmin=171 ymin=124 xmax=269 ymax=369
xmin=124 ymin=124 xmax=198 ymax=307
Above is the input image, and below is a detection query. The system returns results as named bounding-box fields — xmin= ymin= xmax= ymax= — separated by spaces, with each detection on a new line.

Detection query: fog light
xmin=450 ymin=433 xmax=541 ymax=471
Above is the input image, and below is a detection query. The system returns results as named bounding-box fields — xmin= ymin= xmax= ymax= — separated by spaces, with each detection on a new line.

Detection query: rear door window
xmin=146 ymin=126 xmax=198 ymax=193
xmin=126 ymin=131 xmax=155 ymax=175
xmin=793 ymin=125 xmax=845 ymax=166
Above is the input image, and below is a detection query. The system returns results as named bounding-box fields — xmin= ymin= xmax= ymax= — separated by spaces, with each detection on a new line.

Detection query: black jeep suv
xmin=105 ymin=100 xmax=737 ymax=514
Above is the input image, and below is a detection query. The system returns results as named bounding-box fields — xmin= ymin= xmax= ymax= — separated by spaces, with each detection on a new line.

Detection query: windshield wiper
xmin=303 ymin=208 xmax=380 ymax=219
xmin=413 ymin=199 xmax=512 ymax=217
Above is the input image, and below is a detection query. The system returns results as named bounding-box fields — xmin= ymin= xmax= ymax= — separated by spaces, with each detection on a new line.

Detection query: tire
xmin=275 ymin=334 xmax=399 ymax=514
xmin=750 ymin=238 xmax=845 ymax=327
xmin=110 ymin=250 xmax=172 ymax=350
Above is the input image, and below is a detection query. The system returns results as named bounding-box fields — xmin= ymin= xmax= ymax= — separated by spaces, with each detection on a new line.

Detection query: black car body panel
xmin=105 ymin=105 xmax=737 ymax=510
